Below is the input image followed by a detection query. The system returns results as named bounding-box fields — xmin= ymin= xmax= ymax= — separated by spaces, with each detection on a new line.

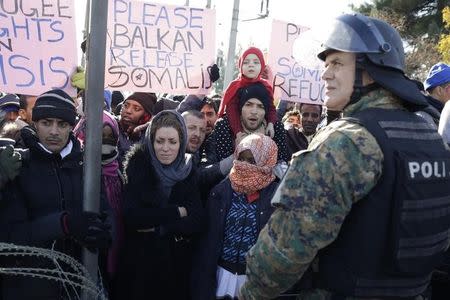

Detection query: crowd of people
xmin=0 ymin=11 xmax=449 ymax=300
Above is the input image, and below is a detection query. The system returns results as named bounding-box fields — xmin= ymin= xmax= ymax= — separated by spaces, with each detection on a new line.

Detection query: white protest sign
xmin=0 ymin=0 xmax=77 ymax=96
xmin=268 ymin=20 xmax=325 ymax=105
xmin=105 ymin=0 xmax=216 ymax=94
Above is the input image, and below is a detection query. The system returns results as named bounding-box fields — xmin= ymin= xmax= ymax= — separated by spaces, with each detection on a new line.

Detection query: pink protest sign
xmin=268 ymin=20 xmax=325 ymax=105
xmin=0 ymin=0 xmax=77 ymax=96
xmin=105 ymin=0 xmax=216 ymax=94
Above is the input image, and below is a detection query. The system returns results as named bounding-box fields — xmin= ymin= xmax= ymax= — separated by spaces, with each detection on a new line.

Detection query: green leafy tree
xmin=352 ymin=0 xmax=450 ymax=79
xmin=438 ymin=6 xmax=450 ymax=62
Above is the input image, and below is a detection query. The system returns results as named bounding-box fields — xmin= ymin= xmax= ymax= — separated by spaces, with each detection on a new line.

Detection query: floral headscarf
xmin=229 ymin=133 xmax=278 ymax=202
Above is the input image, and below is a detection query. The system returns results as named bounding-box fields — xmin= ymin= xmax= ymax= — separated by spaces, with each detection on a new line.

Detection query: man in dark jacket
xmin=206 ymin=83 xmax=289 ymax=164
xmin=0 ymin=94 xmax=19 ymax=124
xmin=299 ymin=103 xmax=322 ymax=141
xmin=201 ymin=97 xmax=220 ymax=137
xmin=283 ymin=104 xmax=322 ymax=157
xmin=17 ymin=94 xmax=38 ymax=126
xmin=118 ymin=92 xmax=157 ymax=166
xmin=182 ymin=110 xmax=233 ymax=205
xmin=0 ymin=89 xmax=110 ymax=300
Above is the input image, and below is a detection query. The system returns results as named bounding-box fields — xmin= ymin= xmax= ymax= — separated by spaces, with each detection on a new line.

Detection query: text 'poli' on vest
xmin=408 ymin=160 xmax=450 ymax=180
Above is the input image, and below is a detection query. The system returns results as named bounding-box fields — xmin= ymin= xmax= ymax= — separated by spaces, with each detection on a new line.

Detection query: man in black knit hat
xmin=118 ymin=92 xmax=157 ymax=166
xmin=205 ymin=83 xmax=289 ymax=165
xmin=0 ymin=89 xmax=111 ymax=299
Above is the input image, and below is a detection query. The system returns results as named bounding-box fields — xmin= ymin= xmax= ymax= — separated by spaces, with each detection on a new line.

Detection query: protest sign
xmin=268 ymin=20 xmax=325 ymax=105
xmin=0 ymin=0 xmax=77 ymax=96
xmin=105 ymin=0 xmax=216 ymax=94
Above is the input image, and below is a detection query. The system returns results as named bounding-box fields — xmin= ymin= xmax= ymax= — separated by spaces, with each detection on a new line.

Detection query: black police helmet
xmin=317 ymin=13 xmax=427 ymax=108
xmin=318 ymin=14 xmax=404 ymax=71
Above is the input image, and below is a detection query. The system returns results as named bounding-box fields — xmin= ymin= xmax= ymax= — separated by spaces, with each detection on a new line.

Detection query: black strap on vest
xmin=314 ymin=108 xmax=450 ymax=299
xmin=330 ymin=295 xmax=346 ymax=300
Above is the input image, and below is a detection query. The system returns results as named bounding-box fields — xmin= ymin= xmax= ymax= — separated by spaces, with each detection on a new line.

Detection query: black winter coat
xmin=206 ymin=116 xmax=290 ymax=163
xmin=286 ymin=127 xmax=308 ymax=158
xmin=0 ymin=127 xmax=85 ymax=300
xmin=113 ymin=144 xmax=205 ymax=300
xmin=190 ymin=178 xmax=278 ymax=300
xmin=192 ymin=151 xmax=226 ymax=206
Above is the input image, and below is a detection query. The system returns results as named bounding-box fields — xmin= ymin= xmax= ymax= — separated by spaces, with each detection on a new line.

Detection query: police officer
xmin=240 ymin=13 xmax=450 ymax=300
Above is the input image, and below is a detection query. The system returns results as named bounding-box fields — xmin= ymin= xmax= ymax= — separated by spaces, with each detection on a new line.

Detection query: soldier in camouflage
xmin=240 ymin=14 xmax=450 ymax=300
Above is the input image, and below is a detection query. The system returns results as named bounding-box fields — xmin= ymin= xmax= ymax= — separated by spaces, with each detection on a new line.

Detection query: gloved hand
xmin=61 ymin=211 xmax=112 ymax=250
xmin=208 ymin=64 xmax=220 ymax=83
xmin=71 ymin=66 xmax=86 ymax=90
xmin=0 ymin=145 xmax=22 ymax=182
xmin=219 ymin=154 xmax=234 ymax=175
xmin=132 ymin=122 xmax=150 ymax=135
xmin=265 ymin=122 xmax=275 ymax=138
xmin=235 ymin=132 xmax=247 ymax=148
xmin=272 ymin=161 xmax=288 ymax=179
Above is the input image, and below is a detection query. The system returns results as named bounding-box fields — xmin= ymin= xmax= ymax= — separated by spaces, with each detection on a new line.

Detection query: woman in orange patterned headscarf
xmin=191 ymin=134 xmax=279 ymax=300
xmin=229 ymin=133 xmax=278 ymax=202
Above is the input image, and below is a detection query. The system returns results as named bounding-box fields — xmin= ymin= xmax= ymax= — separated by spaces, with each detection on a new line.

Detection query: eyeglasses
xmin=301 ymin=112 xmax=320 ymax=118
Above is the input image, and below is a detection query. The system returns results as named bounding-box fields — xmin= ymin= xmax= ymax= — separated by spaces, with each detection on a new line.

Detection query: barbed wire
xmin=0 ymin=242 xmax=107 ymax=300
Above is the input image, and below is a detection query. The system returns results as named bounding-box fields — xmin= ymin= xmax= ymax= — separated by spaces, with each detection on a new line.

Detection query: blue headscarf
xmin=145 ymin=110 xmax=192 ymax=197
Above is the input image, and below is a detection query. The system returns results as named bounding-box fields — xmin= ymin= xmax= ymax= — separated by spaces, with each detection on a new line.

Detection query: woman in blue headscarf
xmin=113 ymin=110 xmax=204 ymax=300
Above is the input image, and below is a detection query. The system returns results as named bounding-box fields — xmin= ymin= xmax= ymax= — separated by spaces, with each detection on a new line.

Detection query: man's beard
xmin=119 ymin=118 xmax=142 ymax=141
xmin=303 ymin=124 xmax=317 ymax=136
xmin=120 ymin=119 xmax=137 ymax=132
xmin=243 ymin=119 xmax=264 ymax=132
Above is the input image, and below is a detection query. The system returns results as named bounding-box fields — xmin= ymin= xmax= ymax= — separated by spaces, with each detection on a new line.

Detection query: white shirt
xmin=38 ymin=140 xmax=74 ymax=159
xmin=438 ymin=101 xmax=450 ymax=144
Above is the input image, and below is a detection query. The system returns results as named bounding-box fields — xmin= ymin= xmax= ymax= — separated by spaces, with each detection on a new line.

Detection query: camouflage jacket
xmin=240 ymin=89 xmax=412 ymax=300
